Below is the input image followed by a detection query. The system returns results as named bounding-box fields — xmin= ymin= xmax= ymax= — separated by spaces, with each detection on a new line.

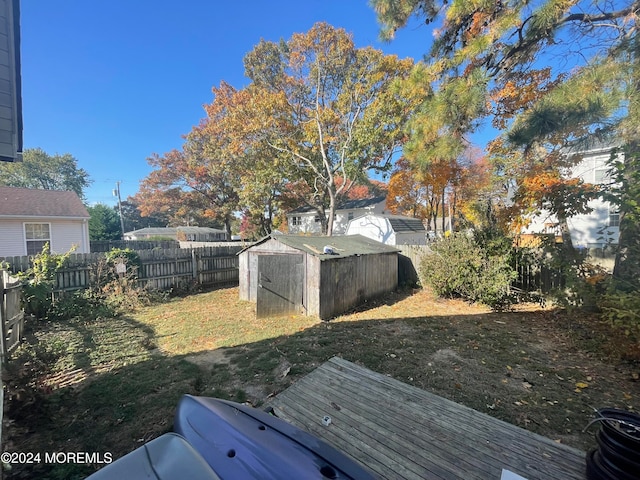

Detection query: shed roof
xmin=376 ymin=214 xmax=426 ymax=233
xmin=348 ymin=213 xmax=426 ymax=233
xmin=288 ymin=196 xmax=386 ymax=214
xmin=0 ymin=186 xmax=89 ymax=218
xmin=242 ymin=234 xmax=399 ymax=260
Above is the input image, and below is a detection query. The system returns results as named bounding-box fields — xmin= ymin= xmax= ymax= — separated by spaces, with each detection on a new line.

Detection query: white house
xmin=0 ymin=186 xmax=90 ymax=257
xmin=287 ymin=196 xmax=388 ymax=235
xmin=346 ymin=213 xmax=427 ymax=245
xmin=522 ymin=144 xmax=621 ymax=250
xmin=124 ymin=226 xmax=227 ymax=242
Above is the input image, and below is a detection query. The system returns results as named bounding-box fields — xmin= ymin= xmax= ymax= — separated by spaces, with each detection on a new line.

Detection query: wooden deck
xmin=267 ymin=357 xmax=587 ymax=480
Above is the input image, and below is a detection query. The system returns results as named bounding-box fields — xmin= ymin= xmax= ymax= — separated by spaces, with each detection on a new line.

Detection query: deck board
xmin=267 ymin=356 xmax=586 ymax=480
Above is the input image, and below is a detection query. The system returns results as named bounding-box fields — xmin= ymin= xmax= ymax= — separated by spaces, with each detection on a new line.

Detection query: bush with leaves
xmin=419 ymin=233 xmax=517 ymax=310
xmin=16 ymin=243 xmax=74 ymax=319
xmin=45 ymin=248 xmax=149 ymax=321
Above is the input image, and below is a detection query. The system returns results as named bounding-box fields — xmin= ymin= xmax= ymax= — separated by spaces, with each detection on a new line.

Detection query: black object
xmin=586 ymin=408 xmax=640 ymax=480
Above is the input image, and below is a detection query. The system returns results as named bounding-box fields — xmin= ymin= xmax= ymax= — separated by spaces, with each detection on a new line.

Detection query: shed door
xmin=257 ymin=254 xmax=304 ymax=318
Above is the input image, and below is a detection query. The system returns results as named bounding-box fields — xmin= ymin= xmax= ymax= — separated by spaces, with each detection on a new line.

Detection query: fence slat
xmin=1 ymin=246 xmax=243 ymax=294
xmin=1 ymin=270 xmax=25 ymax=362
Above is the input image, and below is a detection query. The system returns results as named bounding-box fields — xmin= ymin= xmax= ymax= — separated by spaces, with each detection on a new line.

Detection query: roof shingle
xmin=0 ymin=186 xmax=89 ymax=218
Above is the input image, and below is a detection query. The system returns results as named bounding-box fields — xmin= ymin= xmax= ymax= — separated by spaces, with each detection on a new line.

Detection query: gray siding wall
xmin=319 ymin=253 xmax=397 ymax=320
xmin=0 ymin=0 xmax=19 ymax=161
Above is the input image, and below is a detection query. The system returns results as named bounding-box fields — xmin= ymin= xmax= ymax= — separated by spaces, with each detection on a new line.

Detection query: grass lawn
xmin=4 ymin=286 xmax=640 ymax=479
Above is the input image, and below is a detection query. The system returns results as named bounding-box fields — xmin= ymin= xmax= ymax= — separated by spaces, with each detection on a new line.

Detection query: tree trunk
xmin=224 ymin=215 xmax=233 ymax=241
xmin=613 ymin=34 xmax=640 ymax=288
xmin=326 ymin=190 xmax=336 ymax=236
xmin=556 ymin=207 xmax=580 ymax=266
xmin=441 ymin=189 xmax=446 ymax=232
xmin=613 ymin=145 xmax=640 ymax=287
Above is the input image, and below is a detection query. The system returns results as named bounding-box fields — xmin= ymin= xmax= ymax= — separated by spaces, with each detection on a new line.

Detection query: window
xmin=314 ymin=215 xmax=321 ymax=223
xmin=609 ymin=205 xmax=620 ymax=227
xmin=25 ymin=223 xmax=50 ymax=255
xmin=594 ymin=168 xmax=611 ymax=184
xmin=292 ymin=216 xmax=302 ymax=226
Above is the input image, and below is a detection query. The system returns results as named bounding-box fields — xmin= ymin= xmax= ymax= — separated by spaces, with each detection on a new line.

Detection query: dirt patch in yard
xmin=185 ymin=348 xmax=231 ymax=367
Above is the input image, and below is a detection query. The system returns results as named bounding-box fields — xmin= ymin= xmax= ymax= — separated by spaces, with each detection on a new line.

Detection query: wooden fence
xmin=396 ymin=245 xmax=432 ymax=286
xmin=0 ymin=270 xmax=24 ymax=362
xmin=90 ymin=240 xmax=179 ymax=252
xmin=512 ymin=256 xmax=564 ymax=293
xmin=1 ymin=245 xmax=243 ymax=293
xmin=395 ymin=244 xmax=562 ymax=294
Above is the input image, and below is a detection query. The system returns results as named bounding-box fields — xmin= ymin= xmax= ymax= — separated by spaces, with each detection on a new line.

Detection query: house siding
xmin=0 ymin=218 xmax=23 ymax=256
xmin=394 ymin=232 xmax=427 ymax=245
xmin=0 ymin=217 xmax=90 ymax=257
xmin=346 ymin=216 xmax=391 ymax=243
xmin=50 ymin=219 xmax=90 ymax=254
xmin=523 ymin=147 xmax=621 ymax=249
xmin=288 ymin=200 xmax=387 ymax=235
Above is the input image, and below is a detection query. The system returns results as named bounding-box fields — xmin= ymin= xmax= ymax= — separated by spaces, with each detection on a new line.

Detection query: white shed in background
xmin=346 ymin=213 xmax=427 ymax=246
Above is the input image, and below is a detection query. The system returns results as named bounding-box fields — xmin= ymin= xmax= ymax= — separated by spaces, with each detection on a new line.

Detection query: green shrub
xmin=42 ymin=248 xmax=149 ymax=321
xmin=600 ymin=290 xmax=640 ymax=337
xmin=419 ymin=233 xmax=517 ymax=310
xmin=48 ymin=289 xmax=114 ymax=321
xmin=17 ymin=243 xmax=74 ymax=319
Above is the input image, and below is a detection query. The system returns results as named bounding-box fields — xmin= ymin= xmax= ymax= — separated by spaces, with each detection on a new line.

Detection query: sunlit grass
xmin=135 ymin=288 xmax=320 ymax=355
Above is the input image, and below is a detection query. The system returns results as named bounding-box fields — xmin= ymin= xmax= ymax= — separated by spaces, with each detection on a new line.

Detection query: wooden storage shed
xmin=239 ymin=235 xmax=399 ymax=320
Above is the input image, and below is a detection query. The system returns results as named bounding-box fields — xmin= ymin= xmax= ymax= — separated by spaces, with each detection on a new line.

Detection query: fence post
xmin=191 ymin=249 xmax=198 ymax=281
xmin=0 ymin=271 xmax=8 ymax=364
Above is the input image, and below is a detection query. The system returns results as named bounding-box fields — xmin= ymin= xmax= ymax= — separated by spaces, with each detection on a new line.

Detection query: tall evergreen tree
xmin=371 ymin=0 xmax=639 ymax=279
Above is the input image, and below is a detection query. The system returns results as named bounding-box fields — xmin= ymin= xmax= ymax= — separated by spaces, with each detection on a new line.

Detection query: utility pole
xmin=113 ymin=181 xmax=125 ymax=240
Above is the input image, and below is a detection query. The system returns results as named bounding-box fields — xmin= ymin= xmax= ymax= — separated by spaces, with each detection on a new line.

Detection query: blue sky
xmin=20 ymin=1 xmax=434 ymax=206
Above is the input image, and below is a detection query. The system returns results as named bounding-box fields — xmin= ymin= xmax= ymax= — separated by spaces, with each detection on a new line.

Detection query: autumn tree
xmin=236 ymin=22 xmax=415 ymax=235
xmin=194 ymin=82 xmax=290 ymax=237
xmin=372 ymin=0 xmax=640 ymax=276
xmin=120 ymin=197 xmax=169 ymax=232
xmin=386 ymin=158 xmax=430 ymax=221
xmin=0 ymin=148 xmax=91 ymax=199
xmin=135 ymin=148 xmax=239 ymax=237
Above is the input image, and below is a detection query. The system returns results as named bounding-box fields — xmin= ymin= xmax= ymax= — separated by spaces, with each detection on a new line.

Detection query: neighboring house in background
xmin=346 ymin=213 xmax=427 ymax=245
xmin=287 ymin=196 xmax=387 ymax=235
xmin=124 ymin=226 xmax=227 ymax=242
xmin=522 ymin=144 xmax=621 ymax=251
xmin=0 ymin=186 xmax=90 ymax=257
